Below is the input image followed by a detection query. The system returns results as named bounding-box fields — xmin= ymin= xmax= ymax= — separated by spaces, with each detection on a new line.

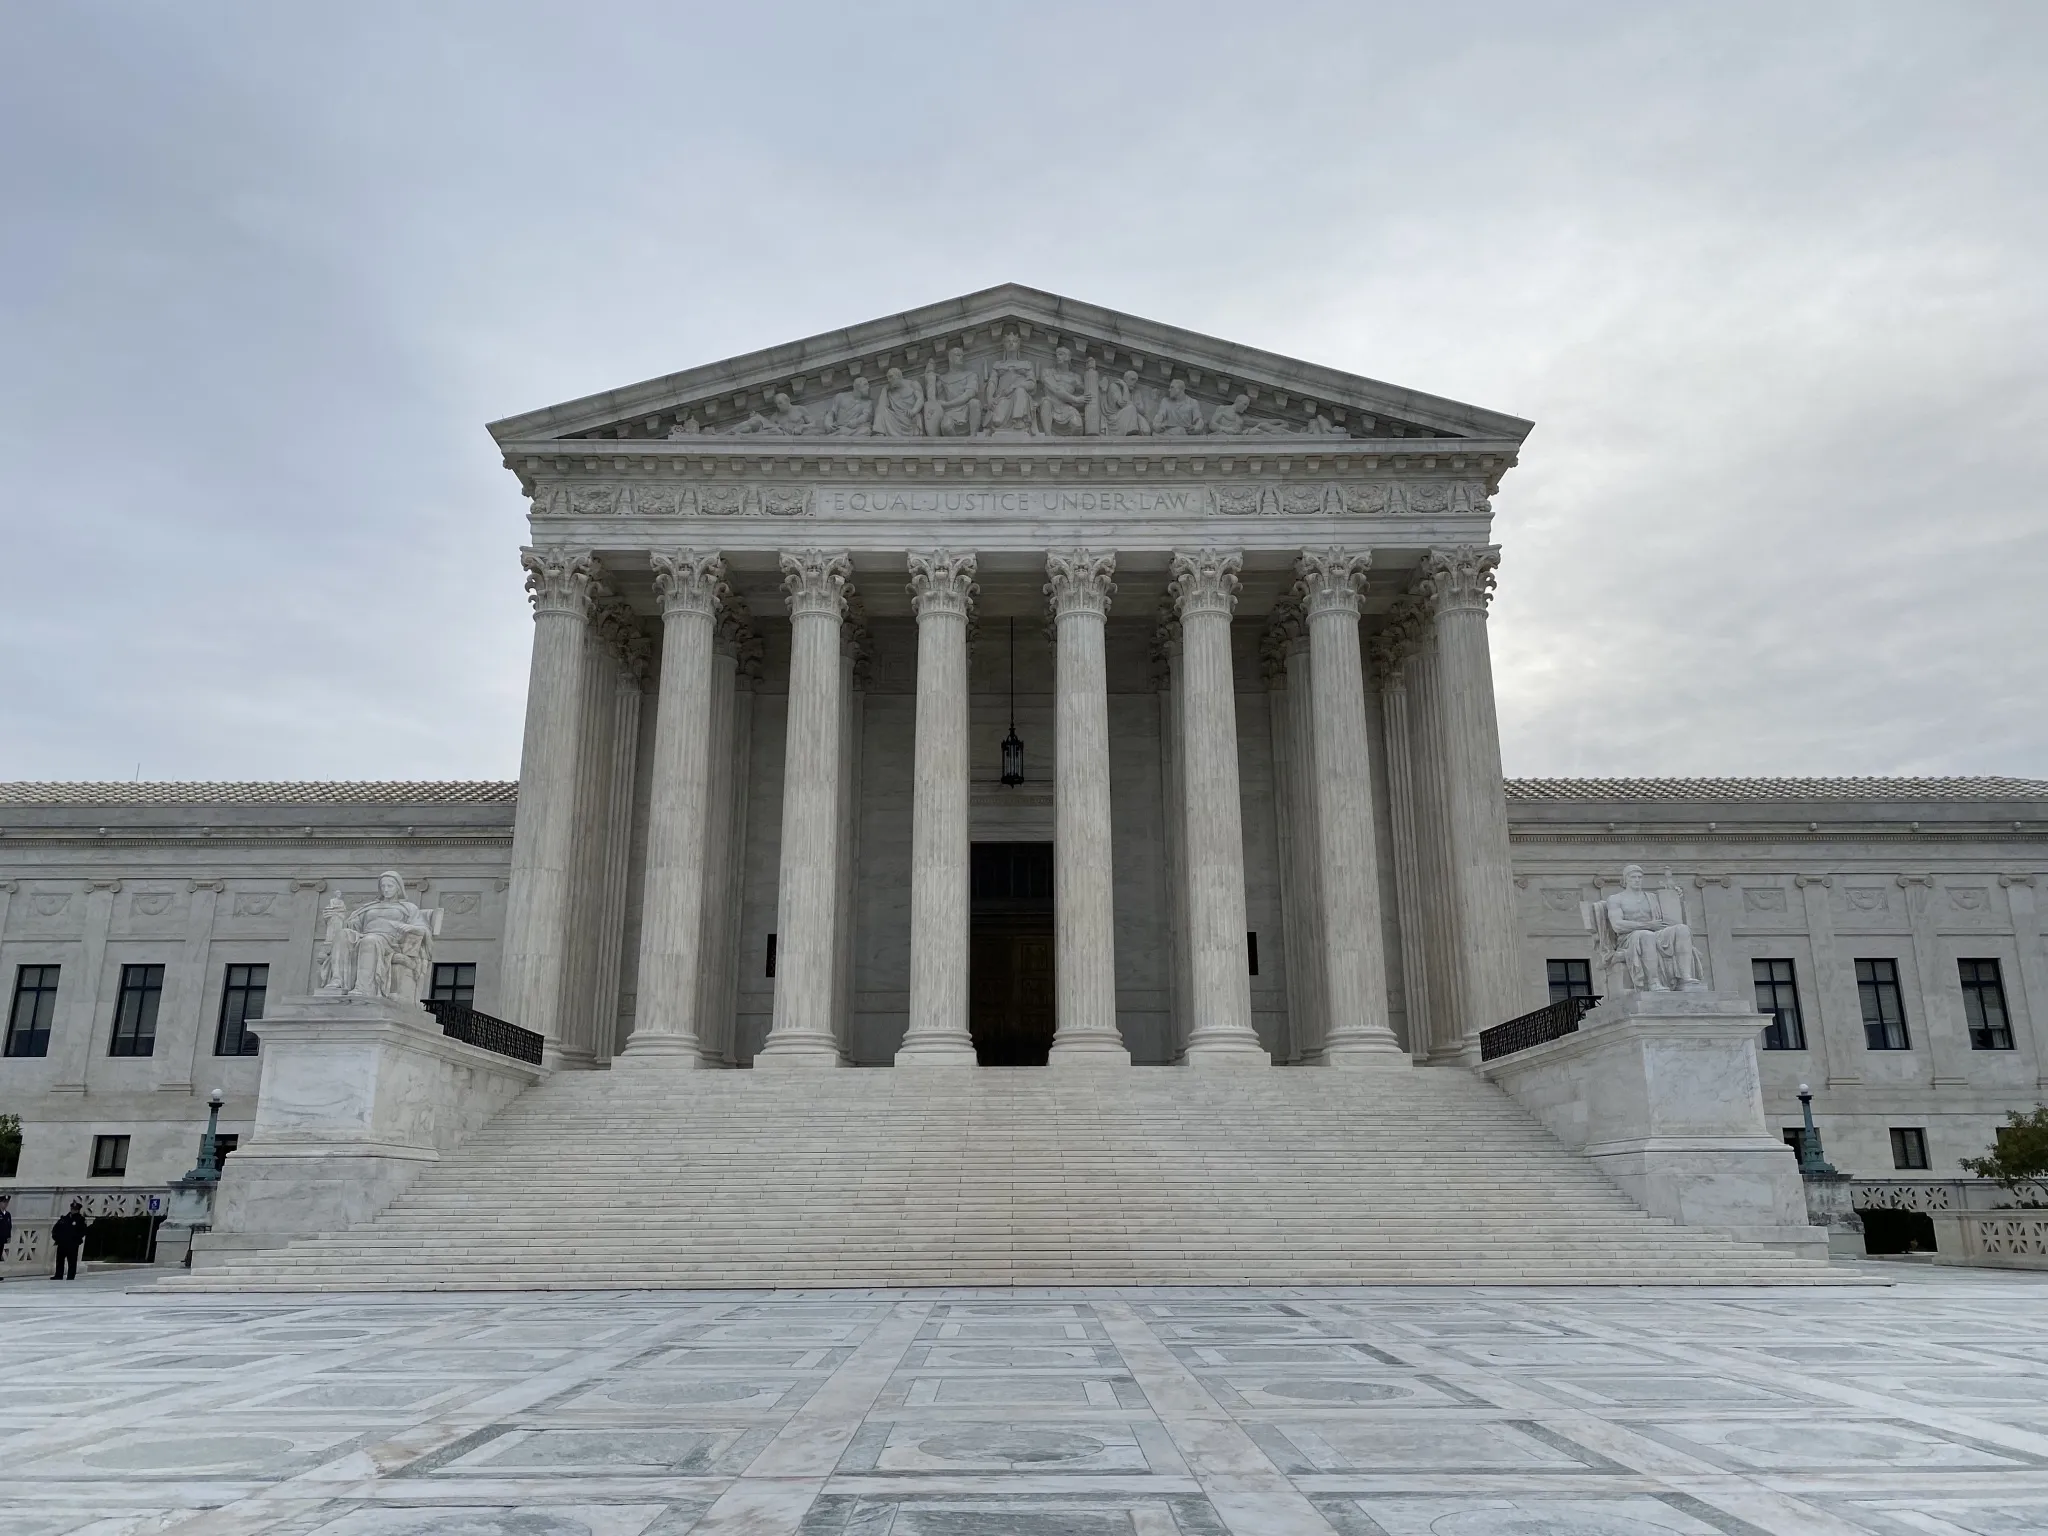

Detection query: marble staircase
xmin=171 ymin=1065 xmax=1830 ymax=1289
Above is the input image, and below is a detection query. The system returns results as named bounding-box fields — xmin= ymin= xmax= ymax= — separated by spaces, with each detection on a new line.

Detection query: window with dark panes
xmin=108 ymin=964 xmax=164 ymax=1057
xmin=215 ymin=963 xmax=267 ymax=1056
xmin=429 ymin=963 xmax=476 ymax=1005
xmin=1752 ymin=958 xmax=1806 ymax=1050
xmin=1960 ymin=959 xmax=2014 ymax=1050
xmin=1856 ymin=959 xmax=1910 ymax=1050
xmin=1546 ymin=959 xmax=1594 ymax=1004
xmin=1890 ymin=1127 xmax=1930 ymax=1170
xmin=90 ymin=1134 xmax=129 ymax=1177
xmin=5 ymin=964 xmax=59 ymax=1058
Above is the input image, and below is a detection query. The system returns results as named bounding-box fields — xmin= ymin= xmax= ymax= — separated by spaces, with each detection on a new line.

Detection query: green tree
xmin=0 ymin=1113 xmax=19 ymax=1177
xmin=1961 ymin=1106 xmax=2048 ymax=1206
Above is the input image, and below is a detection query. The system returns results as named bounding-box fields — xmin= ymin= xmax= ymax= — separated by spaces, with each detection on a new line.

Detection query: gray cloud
xmin=2 ymin=1 xmax=2041 ymax=779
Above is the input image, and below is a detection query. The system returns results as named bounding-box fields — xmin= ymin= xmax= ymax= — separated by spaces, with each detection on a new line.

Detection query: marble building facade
xmin=1 ymin=287 xmax=2044 ymax=1196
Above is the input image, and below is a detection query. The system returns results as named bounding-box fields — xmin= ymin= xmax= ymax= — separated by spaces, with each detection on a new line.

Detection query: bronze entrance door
xmin=969 ymin=842 xmax=1055 ymax=1066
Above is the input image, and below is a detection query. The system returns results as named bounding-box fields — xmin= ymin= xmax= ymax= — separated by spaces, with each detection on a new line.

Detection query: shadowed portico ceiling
xmin=487 ymin=284 xmax=1534 ymax=449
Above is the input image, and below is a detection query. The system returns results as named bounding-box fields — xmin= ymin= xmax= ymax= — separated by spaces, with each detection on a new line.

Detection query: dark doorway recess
xmin=970 ymin=842 xmax=1055 ymax=1065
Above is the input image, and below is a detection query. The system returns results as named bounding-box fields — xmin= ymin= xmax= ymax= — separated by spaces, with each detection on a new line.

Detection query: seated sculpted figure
xmin=1098 ymin=369 xmax=1149 ymax=436
xmin=822 ymin=377 xmax=874 ymax=436
xmin=924 ymin=347 xmax=982 ymax=436
xmin=983 ymin=332 xmax=1037 ymax=433
xmin=1037 ymin=346 xmax=1089 ymax=435
xmin=1208 ymin=393 xmax=1254 ymax=434
xmin=872 ymin=365 xmax=925 ymax=437
xmin=1587 ymin=865 xmax=1706 ymax=992
xmin=322 ymin=871 xmax=440 ymax=1004
xmin=1150 ymin=377 xmax=1205 ymax=436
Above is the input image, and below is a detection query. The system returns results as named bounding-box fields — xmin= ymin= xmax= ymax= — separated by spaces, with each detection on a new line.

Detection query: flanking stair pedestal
xmin=168 ymin=1060 xmax=1836 ymax=1291
xmin=193 ymin=994 xmax=544 ymax=1270
xmin=1481 ymin=988 xmax=1828 ymax=1260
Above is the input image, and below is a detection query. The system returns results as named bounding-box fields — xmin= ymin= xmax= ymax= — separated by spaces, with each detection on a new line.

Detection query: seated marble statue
xmin=822 ymin=377 xmax=874 ymax=436
xmin=1585 ymin=865 xmax=1706 ymax=993
xmin=1098 ymin=369 xmax=1149 ymax=437
xmin=984 ymin=333 xmax=1038 ymax=433
xmin=872 ymin=366 xmax=925 ymax=436
xmin=727 ymin=392 xmax=814 ymax=435
xmin=1037 ymin=346 xmax=1089 ymax=435
xmin=320 ymin=871 xmax=440 ymax=1005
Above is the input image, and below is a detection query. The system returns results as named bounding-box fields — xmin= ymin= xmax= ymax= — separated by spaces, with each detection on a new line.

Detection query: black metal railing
xmin=1479 ymin=995 xmax=1601 ymax=1062
xmin=424 ymin=1000 xmax=545 ymax=1065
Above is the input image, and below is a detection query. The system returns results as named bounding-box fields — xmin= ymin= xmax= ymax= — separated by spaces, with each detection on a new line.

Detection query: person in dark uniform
xmin=0 ymin=1196 xmax=13 ymax=1280
xmin=51 ymin=1199 xmax=87 ymax=1281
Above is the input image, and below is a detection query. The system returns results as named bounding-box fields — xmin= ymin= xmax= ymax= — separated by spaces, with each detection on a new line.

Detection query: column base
xmin=614 ymin=1034 xmax=706 ymax=1068
xmin=753 ymin=1031 xmax=844 ymax=1069
xmin=895 ymin=1035 xmax=979 ymax=1067
xmin=1182 ymin=1030 xmax=1271 ymax=1067
xmin=1323 ymin=1033 xmax=1411 ymax=1068
xmin=1049 ymin=1031 xmax=1132 ymax=1067
xmin=549 ymin=1044 xmax=601 ymax=1071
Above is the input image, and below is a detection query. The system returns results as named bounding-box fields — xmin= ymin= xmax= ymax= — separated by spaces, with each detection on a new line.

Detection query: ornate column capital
xmin=1417 ymin=545 xmax=1502 ymax=615
xmin=521 ymin=547 xmax=604 ymax=619
xmin=1295 ymin=547 xmax=1373 ymax=619
xmin=649 ymin=550 xmax=728 ymax=620
xmin=907 ymin=550 xmax=979 ymax=620
xmin=1168 ymin=549 xmax=1243 ymax=620
xmin=780 ymin=549 xmax=855 ymax=621
xmin=593 ymin=596 xmax=653 ymax=681
xmin=1366 ymin=618 xmax=1422 ymax=691
xmin=1044 ymin=549 xmax=1117 ymax=619
xmin=714 ymin=592 xmax=757 ymax=659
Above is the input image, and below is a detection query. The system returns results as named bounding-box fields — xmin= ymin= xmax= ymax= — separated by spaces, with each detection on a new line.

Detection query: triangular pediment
xmin=487 ymin=284 xmax=1531 ymax=448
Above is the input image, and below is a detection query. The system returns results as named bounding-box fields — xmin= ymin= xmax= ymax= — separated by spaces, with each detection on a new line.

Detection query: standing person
xmin=0 ymin=1196 xmax=12 ymax=1280
xmin=51 ymin=1199 xmax=86 ymax=1281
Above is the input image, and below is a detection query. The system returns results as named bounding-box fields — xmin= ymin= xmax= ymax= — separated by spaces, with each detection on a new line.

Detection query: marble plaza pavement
xmin=3 ymin=1271 xmax=2047 ymax=1536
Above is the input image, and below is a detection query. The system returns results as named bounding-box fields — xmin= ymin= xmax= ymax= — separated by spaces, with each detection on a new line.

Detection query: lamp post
xmin=1000 ymin=618 xmax=1025 ymax=786
xmin=1796 ymin=1083 xmax=1837 ymax=1177
xmin=191 ymin=1088 xmax=226 ymax=1184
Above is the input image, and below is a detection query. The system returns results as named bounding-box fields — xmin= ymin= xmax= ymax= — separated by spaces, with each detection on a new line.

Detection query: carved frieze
xmin=526 ymin=477 xmax=1491 ymax=524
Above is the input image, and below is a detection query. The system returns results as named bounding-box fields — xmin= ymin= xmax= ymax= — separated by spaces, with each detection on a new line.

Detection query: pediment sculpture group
xmin=674 ymin=336 xmax=1351 ymax=442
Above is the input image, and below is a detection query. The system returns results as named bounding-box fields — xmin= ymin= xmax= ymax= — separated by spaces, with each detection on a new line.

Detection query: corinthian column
xmin=691 ymin=600 xmax=751 ymax=1066
xmin=1169 ymin=548 xmax=1266 ymax=1065
xmin=899 ymin=551 xmax=979 ymax=1065
xmin=1264 ymin=602 xmax=1323 ymax=1063
xmin=1368 ymin=608 xmax=1431 ymax=1062
xmin=1418 ymin=545 xmax=1528 ymax=1051
xmin=591 ymin=610 xmax=650 ymax=1064
xmin=501 ymin=547 xmax=603 ymax=1050
xmin=1296 ymin=549 xmax=1404 ymax=1065
xmin=1044 ymin=550 xmax=1130 ymax=1064
xmin=621 ymin=550 xmax=726 ymax=1063
xmin=756 ymin=550 xmax=854 ymax=1068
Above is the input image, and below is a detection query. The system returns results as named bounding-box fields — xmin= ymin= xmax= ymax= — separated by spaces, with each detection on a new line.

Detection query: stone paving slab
xmin=0 ymin=1265 xmax=2045 ymax=1534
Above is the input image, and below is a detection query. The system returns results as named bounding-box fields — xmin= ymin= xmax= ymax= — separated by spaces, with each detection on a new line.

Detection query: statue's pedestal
xmin=197 ymin=995 xmax=543 ymax=1266
xmin=1803 ymin=1171 xmax=1867 ymax=1257
xmin=1481 ymin=989 xmax=1826 ymax=1260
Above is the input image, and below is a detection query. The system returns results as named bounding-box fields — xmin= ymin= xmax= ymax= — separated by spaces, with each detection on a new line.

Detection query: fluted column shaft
xmin=1170 ymin=548 xmax=1266 ymax=1065
xmin=590 ymin=629 xmax=647 ymax=1065
xmin=1406 ymin=633 xmax=1461 ymax=1060
xmin=900 ymin=551 xmax=979 ymax=1064
xmin=1420 ymin=545 xmax=1528 ymax=1052
xmin=1298 ymin=549 xmax=1404 ymax=1064
xmin=1045 ymin=550 xmax=1129 ymax=1062
xmin=1153 ymin=619 xmax=1193 ymax=1061
xmin=690 ymin=611 xmax=743 ymax=1064
xmin=1369 ymin=612 xmax=1432 ymax=1061
xmin=758 ymin=550 xmax=854 ymax=1067
xmin=502 ymin=547 xmax=602 ymax=1050
xmin=555 ymin=625 xmax=619 ymax=1068
xmin=1281 ymin=637 xmax=1327 ymax=1062
xmin=622 ymin=551 xmax=726 ymax=1062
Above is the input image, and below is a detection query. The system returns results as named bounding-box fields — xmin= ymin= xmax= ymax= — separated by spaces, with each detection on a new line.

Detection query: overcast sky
xmin=2 ymin=2 xmax=2042 ymax=783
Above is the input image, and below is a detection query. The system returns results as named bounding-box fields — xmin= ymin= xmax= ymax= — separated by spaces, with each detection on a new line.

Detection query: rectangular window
xmin=1782 ymin=1127 xmax=1809 ymax=1165
xmin=1890 ymin=1127 xmax=1930 ymax=1170
xmin=765 ymin=934 xmax=777 ymax=979
xmin=5 ymin=964 xmax=60 ymax=1058
xmin=429 ymin=963 xmax=476 ymax=1005
xmin=1960 ymin=959 xmax=2014 ymax=1051
xmin=214 ymin=963 xmax=267 ymax=1056
xmin=1856 ymin=958 xmax=1910 ymax=1050
xmin=1546 ymin=959 xmax=1594 ymax=1004
xmin=212 ymin=1133 xmax=239 ymax=1163
xmin=1247 ymin=932 xmax=1259 ymax=977
xmin=1752 ymin=958 xmax=1806 ymax=1050
xmin=108 ymin=964 xmax=164 ymax=1057
xmin=90 ymin=1133 xmax=129 ymax=1177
